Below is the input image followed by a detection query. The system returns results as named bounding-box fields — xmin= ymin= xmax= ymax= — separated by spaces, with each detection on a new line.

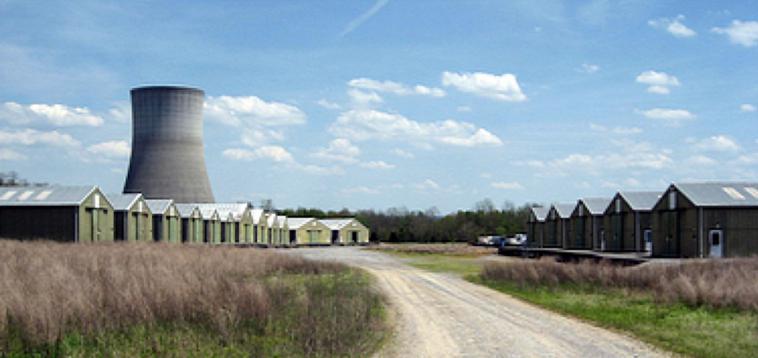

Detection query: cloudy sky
xmin=1 ymin=1 xmax=757 ymax=212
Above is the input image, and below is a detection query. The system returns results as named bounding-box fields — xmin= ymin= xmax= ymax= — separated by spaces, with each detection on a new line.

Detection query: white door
xmin=600 ymin=230 xmax=606 ymax=251
xmin=709 ymin=230 xmax=723 ymax=258
xmin=644 ymin=229 xmax=652 ymax=254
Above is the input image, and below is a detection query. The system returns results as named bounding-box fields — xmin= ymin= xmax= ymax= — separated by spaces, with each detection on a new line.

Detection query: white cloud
xmin=456 ymin=106 xmax=472 ymax=112
xmin=491 ymin=181 xmax=524 ymax=190
xmin=348 ymin=78 xmax=445 ymax=97
xmin=0 ymin=148 xmax=26 ymax=161
xmin=339 ymin=0 xmax=389 ymax=37
xmin=341 ymin=186 xmax=380 ymax=195
xmin=359 ymin=160 xmax=395 ymax=170
xmin=589 ymin=123 xmax=642 ymax=135
xmin=686 ymin=155 xmax=717 ymax=166
xmin=87 ymin=140 xmax=130 ymax=158
xmin=330 ymin=109 xmax=502 ymax=147
xmin=108 ymin=102 xmax=131 ymax=123
xmin=740 ymin=104 xmax=756 ymax=112
xmin=648 ymin=15 xmax=696 ymax=38
xmin=224 ymin=146 xmax=342 ymax=175
xmin=347 ymin=89 xmax=383 ymax=107
xmin=441 ymin=71 xmax=527 ymax=102
xmin=636 ymin=70 xmax=680 ymax=94
xmin=0 ymin=129 xmax=81 ymax=147
xmin=415 ymin=179 xmax=441 ymax=190
xmin=0 ymin=102 xmax=103 ymax=127
xmin=578 ymin=63 xmax=600 ymax=73
xmin=637 ymin=108 xmax=695 ymax=126
xmin=712 ymin=20 xmax=758 ymax=47
xmin=316 ymin=99 xmax=341 ymax=110
xmin=312 ymin=138 xmax=361 ymax=163
xmin=241 ymin=128 xmax=285 ymax=147
xmin=223 ymin=146 xmax=294 ymax=163
xmin=205 ymin=95 xmax=306 ymax=127
xmin=691 ymin=135 xmax=741 ymax=152
xmin=391 ymin=148 xmax=414 ymax=158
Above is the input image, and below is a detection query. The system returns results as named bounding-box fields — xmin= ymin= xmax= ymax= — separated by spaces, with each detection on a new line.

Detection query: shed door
xmin=709 ymin=229 xmax=724 ymax=258
xmin=643 ymin=229 xmax=652 ymax=254
xmin=351 ymin=231 xmax=358 ymax=243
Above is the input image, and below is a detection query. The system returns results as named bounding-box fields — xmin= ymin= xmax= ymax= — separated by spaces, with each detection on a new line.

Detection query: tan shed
xmin=287 ymin=218 xmax=331 ymax=246
xmin=320 ymin=218 xmax=370 ymax=245
xmin=109 ymin=193 xmax=153 ymax=242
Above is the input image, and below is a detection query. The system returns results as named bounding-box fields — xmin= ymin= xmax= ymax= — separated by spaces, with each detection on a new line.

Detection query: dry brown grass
xmin=482 ymin=257 xmax=758 ymax=311
xmin=369 ymin=243 xmax=497 ymax=257
xmin=0 ymin=240 xmax=385 ymax=356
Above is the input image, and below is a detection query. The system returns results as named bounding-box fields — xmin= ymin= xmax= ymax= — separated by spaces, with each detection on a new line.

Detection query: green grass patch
xmin=385 ymin=252 xmax=483 ymax=277
xmin=471 ymin=278 xmax=758 ymax=358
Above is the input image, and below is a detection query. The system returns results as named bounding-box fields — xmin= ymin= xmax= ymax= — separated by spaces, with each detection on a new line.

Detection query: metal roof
xmin=551 ymin=203 xmax=575 ymax=218
xmin=529 ymin=207 xmax=549 ymax=221
xmin=198 ymin=207 xmax=219 ymax=220
xmin=107 ymin=193 xmax=143 ymax=211
xmin=0 ymin=185 xmax=99 ymax=206
xmin=287 ymin=217 xmax=315 ymax=229
xmin=320 ymin=218 xmax=355 ymax=230
xmin=578 ymin=197 xmax=611 ymax=215
xmin=251 ymin=208 xmax=265 ymax=224
xmin=673 ymin=182 xmax=758 ymax=207
xmin=195 ymin=203 xmax=250 ymax=221
xmin=266 ymin=213 xmax=278 ymax=227
xmin=145 ymin=199 xmax=173 ymax=215
xmin=278 ymin=215 xmax=288 ymax=229
xmin=617 ymin=191 xmax=661 ymax=211
xmin=175 ymin=203 xmax=200 ymax=218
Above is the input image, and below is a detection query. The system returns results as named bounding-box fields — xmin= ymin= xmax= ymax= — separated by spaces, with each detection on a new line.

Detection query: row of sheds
xmin=527 ymin=182 xmax=758 ymax=258
xmin=0 ymin=185 xmax=370 ymax=246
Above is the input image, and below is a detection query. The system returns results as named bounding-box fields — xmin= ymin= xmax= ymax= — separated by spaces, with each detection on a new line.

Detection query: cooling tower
xmin=123 ymin=86 xmax=215 ymax=203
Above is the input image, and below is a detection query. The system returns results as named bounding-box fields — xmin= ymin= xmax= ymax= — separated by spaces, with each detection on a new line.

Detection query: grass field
xmin=0 ymin=241 xmax=387 ymax=357
xmin=380 ymin=245 xmax=758 ymax=358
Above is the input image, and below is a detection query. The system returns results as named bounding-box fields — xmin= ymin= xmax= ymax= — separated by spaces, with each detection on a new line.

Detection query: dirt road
xmin=291 ymin=247 xmax=664 ymax=358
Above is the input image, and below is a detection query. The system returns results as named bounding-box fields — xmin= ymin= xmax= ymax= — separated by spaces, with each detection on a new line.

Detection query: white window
xmin=615 ymin=198 xmax=621 ymax=213
xmin=94 ymin=193 xmax=101 ymax=208
xmin=668 ymin=191 xmax=677 ymax=210
xmin=17 ymin=191 xmax=34 ymax=200
xmin=578 ymin=205 xmax=584 ymax=216
xmin=723 ymin=187 xmax=745 ymax=200
xmin=35 ymin=190 xmax=52 ymax=200
xmin=137 ymin=201 xmax=143 ymax=213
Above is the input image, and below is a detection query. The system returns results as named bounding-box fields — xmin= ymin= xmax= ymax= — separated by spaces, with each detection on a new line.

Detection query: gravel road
xmin=289 ymin=247 xmax=664 ymax=358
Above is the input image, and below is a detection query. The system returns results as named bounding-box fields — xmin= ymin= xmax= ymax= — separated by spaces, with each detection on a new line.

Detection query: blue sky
xmin=1 ymin=1 xmax=757 ymax=213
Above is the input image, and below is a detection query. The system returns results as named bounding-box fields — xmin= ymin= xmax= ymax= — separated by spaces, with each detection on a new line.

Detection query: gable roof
xmin=107 ymin=193 xmax=143 ymax=211
xmin=529 ymin=206 xmax=549 ymax=221
xmin=320 ymin=218 xmax=355 ymax=230
xmin=672 ymin=182 xmax=758 ymax=207
xmin=251 ymin=208 xmax=265 ymax=224
xmin=196 ymin=203 xmax=250 ymax=221
xmin=0 ymin=185 xmax=100 ymax=206
xmin=278 ymin=215 xmax=288 ymax=229
xmin=198 ymin=207 xmax=219 ymax=220
xmin=266 ymin=213 xmax=278 ymax=227
xmin=175 ymin=203 xmax=200 ymax=218
xmin=145 ymin=199 xmax=173 ymax=215
xmin=551 ymin=203 xmax=575 ymax=219
xmin=578 ymin=197 xmax=611 ymax=215
xmin=287 ymin=217 xmax=315 ymax=229
xmin=618 ymin=191 xmax=661 ymax=211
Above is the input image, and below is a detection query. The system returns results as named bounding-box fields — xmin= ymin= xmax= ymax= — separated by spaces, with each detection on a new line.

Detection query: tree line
xmin=279 ymin=199 xmax=535 ymax=243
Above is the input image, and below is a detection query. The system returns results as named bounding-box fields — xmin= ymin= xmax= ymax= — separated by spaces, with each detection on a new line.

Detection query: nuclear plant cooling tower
xmin=123 ymin=86 xmax=215 ymax=203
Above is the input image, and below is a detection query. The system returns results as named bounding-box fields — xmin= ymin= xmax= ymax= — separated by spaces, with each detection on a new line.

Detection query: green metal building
xmin=320 ymin=218 xmax=370 ymax=245
xmin=287 ymin=218 xmax=331 ymax=246
xmin=109 ymin=193 xmax=153 ymax=242
xmin=0 ymin=185 xmax=114 ymax=242
xmin=146 ymin=199 xmax=182 ymax=243
xmin=176 ymin=204 xmax=203 ymax=243
xmin=251 ymin=208 xmax=267 ymax=245
xmin=199 ymin=207 xmax=221 ymax=244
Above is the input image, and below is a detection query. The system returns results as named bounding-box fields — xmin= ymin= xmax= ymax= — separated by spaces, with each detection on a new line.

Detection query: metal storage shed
xmin=287 ymin=218 xmax=331 ymax=246
xmin=109 ymin=193 xmax=153 ymax=242
xmin=266 ymin=213 xmax=279 ymax=247
xmin=320 ymin=218 xmax=370 ymax=245
xmin=602 ymin=191 xmax=660 ymax=253
xmin=567 ymin=198 xmax=610 ymax=251
xmin=651 ymin=182 xmax=758 ymax=258
xmin=175 ymin=204 xmax=202 ymax=243
xmin=278 ymin=215 xmax=288 ymax=247
xmin=198 ymin=207 xmax=221 ymax=244
xmin=544 ymin=204 xmax=574 ymax=248
xmin=146 ymin=199 xmax=181 ymax=243
xmin=251 ymin=208 xmax=266 ymax=245
xmin=0 ymin=185 xmax=114 ymax=242
xmin=527 ymin=206 xmax=549 ymax=248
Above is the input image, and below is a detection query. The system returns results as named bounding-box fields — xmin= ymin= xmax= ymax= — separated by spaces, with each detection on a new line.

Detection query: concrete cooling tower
xmin=123 ymin=86 xmax=215 ymax=203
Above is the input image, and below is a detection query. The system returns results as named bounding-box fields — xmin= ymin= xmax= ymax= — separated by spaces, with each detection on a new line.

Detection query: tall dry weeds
xmin=0 ymin=240 xmax=383 ymax=355
xmin=482 ymin=257 xmax=758 ymax=311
